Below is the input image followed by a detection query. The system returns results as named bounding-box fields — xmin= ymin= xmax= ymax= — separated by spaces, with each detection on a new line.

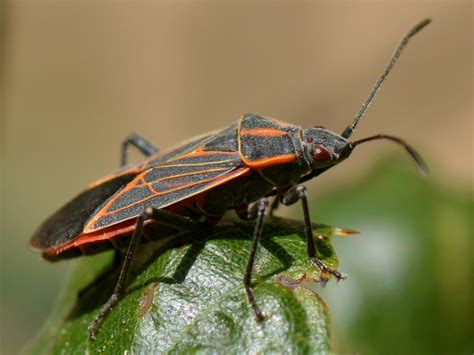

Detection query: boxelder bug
xmin=30 ymin=19 xmax=431 ymax=340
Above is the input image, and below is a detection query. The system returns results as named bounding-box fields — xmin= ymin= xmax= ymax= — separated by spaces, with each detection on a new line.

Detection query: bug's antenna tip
xmin=409 ymin=18 xmax=432 ymax=37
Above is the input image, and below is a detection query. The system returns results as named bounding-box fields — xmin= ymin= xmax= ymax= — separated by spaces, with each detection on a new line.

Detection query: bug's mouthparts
xmin=351 ymin=134 xmax=429 ymax=175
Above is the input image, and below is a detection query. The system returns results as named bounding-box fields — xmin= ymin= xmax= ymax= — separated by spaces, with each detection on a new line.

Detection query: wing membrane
xmin=84 ymin=150 xmax=246 ymax=232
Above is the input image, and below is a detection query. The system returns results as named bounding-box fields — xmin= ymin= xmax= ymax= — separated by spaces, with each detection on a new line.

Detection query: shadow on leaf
xmin=66 ymin=217 xmax=335 ymax=323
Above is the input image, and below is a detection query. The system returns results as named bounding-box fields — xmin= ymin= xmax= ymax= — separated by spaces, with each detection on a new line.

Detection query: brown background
xmin=1 ymin=1 xmax=472 ymax=352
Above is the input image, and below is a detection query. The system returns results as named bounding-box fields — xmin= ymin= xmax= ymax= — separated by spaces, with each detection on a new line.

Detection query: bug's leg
xmin=88 ymin=207 xmax=205 ymax=340
xmin=121 ymin=134 xmax=158 ymax=167
xmin=88 ymin=212 xmax=148 ymax=340
xmin=281 ymin=185 xmax=347 ymax=281
xmin=269 ymin=197 xmax=280 ymax=217
xmin=241 ymin=198 xmax=269 ymax=322
xmin=269 ymin=188 xmax=290 ymax=217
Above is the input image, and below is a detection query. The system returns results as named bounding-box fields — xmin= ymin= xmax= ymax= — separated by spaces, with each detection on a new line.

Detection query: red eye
xmin=313 ymin=145 xmax=332 ymax=162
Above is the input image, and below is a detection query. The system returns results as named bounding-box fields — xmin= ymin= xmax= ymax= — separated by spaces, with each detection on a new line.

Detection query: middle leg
xmin=238 ymin=198 xmax=269 ymax=321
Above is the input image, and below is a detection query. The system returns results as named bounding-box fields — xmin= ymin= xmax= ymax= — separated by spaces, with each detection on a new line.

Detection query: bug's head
xmin=300 ymin=126 xmax=429 ymax=179
xmin=301 ymin=127 xmax=353 ymax=171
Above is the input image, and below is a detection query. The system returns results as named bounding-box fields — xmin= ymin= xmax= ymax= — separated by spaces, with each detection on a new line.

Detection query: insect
xmin=30 ymin=19 xmax=431 ymax=340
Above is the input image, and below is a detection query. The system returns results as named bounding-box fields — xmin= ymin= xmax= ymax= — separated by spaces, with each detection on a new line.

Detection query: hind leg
xmin=88 ymin=207 xmax=206 ymax=340
xmin=121 ymin=134 xmax=158 ymax=166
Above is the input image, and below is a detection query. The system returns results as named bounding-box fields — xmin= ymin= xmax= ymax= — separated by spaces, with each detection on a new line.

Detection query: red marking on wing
xmin=44 ymin=219 xmax=138 ymax=258
xmin=240 ymin=154 xmax=297 ymax=169
xmin=163 ymin=149 xmax=239 ymax=163
xmin=83 ymin=166 xmax=251 ymax=233
xmin=148 ymin=167 xmax=230 ymax=190
xmin=240 ymin=128 xmax=287 ymax=137
xmin=97 ymin=172 xmax=226 ymax=215
xmin=86 ymin=140 xmax=238 ymax=190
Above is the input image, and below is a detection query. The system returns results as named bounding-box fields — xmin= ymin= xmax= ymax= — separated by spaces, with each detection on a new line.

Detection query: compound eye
xmin=312 ymin=145 xmax=332 ymax=162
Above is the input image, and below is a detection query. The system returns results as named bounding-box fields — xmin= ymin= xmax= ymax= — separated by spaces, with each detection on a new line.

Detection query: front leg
xmin=281 ymin=185 xmax=347 ymax=281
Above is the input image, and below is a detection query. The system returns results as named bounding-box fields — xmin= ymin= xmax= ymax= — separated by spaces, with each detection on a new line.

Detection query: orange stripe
xmin=240 ymin=128 xmax=286 ymax=137
xmin=89 ymin=174 xmax=223 ymax=222
xmin=46 ymin=220 xmax=138 ymax=257
xmin=164 ymin=150 xmax=238 ymax=163
xmin=154 ymin=159 xmax=237 ymax=169
xmin=83 ymin=166 xmax=251 ymax=233
xmin=146 ymin=167 xmax=229 ymax=193
xmin=242 ymin=154 xmax=296 ymax=168
xmin=151 ymin=167 xmax=229 ymax=184
xmin=47 ymin=167 xmax=253 ymax=256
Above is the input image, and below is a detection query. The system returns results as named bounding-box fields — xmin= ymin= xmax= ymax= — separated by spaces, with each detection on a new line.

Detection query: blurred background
xmin=1 ymin=1 xmax=472 ymax=353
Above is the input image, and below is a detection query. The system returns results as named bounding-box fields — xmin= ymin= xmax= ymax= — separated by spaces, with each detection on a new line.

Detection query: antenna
xmin=341 ymin=18 xmax=431 ymax=139
xmin=351 ymin=134 xmax=429 ymax=175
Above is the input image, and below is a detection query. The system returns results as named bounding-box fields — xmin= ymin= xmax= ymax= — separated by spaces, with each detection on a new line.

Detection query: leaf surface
xmin=28 ymin=218 xmax=353 ymax=354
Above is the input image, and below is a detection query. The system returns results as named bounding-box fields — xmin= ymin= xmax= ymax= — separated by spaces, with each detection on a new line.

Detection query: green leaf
xmin=27 ymin=218 xmax=354 ymax=354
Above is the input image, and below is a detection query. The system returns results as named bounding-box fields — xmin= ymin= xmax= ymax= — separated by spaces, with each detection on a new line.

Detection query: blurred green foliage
xmin=315 ymin=158 xmax=473 ymax=354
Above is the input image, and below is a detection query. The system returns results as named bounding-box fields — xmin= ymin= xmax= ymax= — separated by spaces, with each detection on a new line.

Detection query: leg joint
xmin=143 ymin=207 xmax=155 ymax=219
xmin=281 ymin=185 xmax=308 ymax=206
xmin=247 ymin=198 xmax=269 ymax=220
